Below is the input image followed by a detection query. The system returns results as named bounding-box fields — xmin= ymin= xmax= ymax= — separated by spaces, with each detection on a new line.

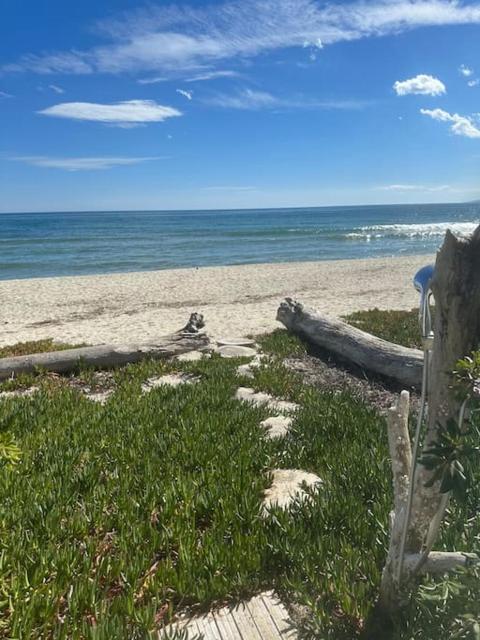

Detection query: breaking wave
xmin=346 ymin=221 xmax=479 ymax=240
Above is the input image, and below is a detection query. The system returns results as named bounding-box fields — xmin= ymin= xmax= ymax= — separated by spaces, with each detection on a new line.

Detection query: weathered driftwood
xmin=276 ymin=298 xmax=423 ymax=387
xmin=404 ymin=551 xmax=479 ymax=575
xmin=0 ymin=313 xmax=209 ymax=380
xmin=406 ymin=226 xmax=480 ymax=572
xmin=379 ymin=389 xmax=480 ymax=613
xmin=377 ymin=225 xmax=480 ymax=618
xmin=379 ymin=391 xmax=412 ymax=611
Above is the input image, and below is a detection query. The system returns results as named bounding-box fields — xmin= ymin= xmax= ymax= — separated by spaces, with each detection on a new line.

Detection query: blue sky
xmin=1 ymin=0 xmax=480 ymax=212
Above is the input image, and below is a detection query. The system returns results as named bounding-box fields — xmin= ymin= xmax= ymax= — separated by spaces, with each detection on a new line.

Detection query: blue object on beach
xmin=413 ymin=264 xmax=435 ymax=298
xmin=414 ymin=264 xmax=435 ymax=340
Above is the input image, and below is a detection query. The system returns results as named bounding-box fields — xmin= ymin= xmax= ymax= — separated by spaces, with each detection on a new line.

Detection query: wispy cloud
xmin=459 ymin=64 xmax=473 ymax=77
xmin=5 ymin=1 xmax=480 ymax=76
xmin=37 ymin=99 xmax=182 ymax=126
xmin=48 ymin=84 xmax=65 ymax=94
xmin=458 ymin=64 xmax=479 ymax=87
xmin=176 ymin=88 xmax=193 ymax=100
xmin=420 ymin=107 xmax=480 ymax=138
xmin=12 ymin=156 xmax=163 ymax=171
xmin=186 ymin=70 xmax=240 ymax=82
xmin=0 ymin=91 xmax=13 ymax=98
xmin=206 ymin=89 xmax=278 ymax=110
xmin=393 ymin=74 xmax=446 ymax=96
xmin=376 ymin=183 xmax=451 ymax=192
xmin=137 ymin=76 xmax=168 ymax=85
xmin=205 ymin=88 xmax=369 ymax=110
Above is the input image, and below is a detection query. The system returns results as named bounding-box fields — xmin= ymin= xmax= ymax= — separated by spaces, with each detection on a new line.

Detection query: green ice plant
xmin=420 ymin=351 xmax=480 ymax=502
xmin=405 ymin=351 xmax=480 ymax=640
xmin=0 ymin=411 xmax=21 ymax=470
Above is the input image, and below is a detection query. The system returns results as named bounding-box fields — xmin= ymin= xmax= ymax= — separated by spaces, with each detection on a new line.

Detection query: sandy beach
xmin=0 ymin=255 xmax=433 ymax=347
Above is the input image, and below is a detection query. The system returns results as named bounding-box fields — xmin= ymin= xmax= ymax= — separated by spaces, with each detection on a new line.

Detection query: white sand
xmin=0 ymin=256 xmax=433 ymax=347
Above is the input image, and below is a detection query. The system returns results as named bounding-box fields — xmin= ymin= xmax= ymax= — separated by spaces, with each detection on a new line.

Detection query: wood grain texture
xmin=276 ymin=298 xmax=423 ymax=388
xmin=159 ymin=592 xmax=297 ymax=639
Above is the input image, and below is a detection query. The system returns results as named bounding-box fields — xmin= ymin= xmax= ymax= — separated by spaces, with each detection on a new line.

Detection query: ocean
xmin=1 ymin=202 xmax=479 ymax=281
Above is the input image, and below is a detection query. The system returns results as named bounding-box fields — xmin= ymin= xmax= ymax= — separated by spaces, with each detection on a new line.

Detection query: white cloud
xmin=377 ymin=184 xmax=451 ymax=192
xmin=205 ymin=87 xmax=369 ymax=110
xmin=393 ymin=74 xmax=446 ymax=96
xmin=0 ymin=91 xmax=13 ymax=98
xmin=459 ymin=64 xmax=473 ymax=77
xmin=468 ymin=78 xmax=480 ymax=87
xmin=48 ymin=84 xmax=65 ymax=94
xmin=420 ymin=107 xmax=480 ymax=138
xmin=5 ymin=1 xmax=480 ymax=76
xmin=137 ymin=76 xmax=168 ymax=84
xmin=37 ymin=99 xmax=182 ymax=126
xmin=12 ymin=156 xmax=163 ymax=171
xmin=206 ymin=88 xmax=278 ymax=110
xmin=176 ymin=88 xmax=193 ymax=100
xmin=186 ymin=70 xmax=240 ymax=82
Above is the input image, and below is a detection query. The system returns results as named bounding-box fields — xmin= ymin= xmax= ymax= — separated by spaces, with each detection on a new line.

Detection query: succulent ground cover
xmin=0 ymin=309 xmax=478 ymax=639
xmin=343 ymin=308 xmax=422 ymax=350
xmin=0 ymin=339 xmax=85 ymax=358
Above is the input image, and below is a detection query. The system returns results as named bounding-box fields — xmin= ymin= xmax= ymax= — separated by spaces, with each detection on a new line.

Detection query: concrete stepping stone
xmin=141 ymin=373 xmax=198 ymax=393
xmin=160 ymin=590 xmax=298 ymax=639
xmin=235 ymin=387 xmax=299 ymax=414
xmin=84 ymin=390 xmax=113 ymax=405
xmin=176 ymin=350 xmax=207 ymax=362
xmin=262 ymin=469 xmax=322 ymax=513
xmin=236 ymin=354 xmax=266 ymax=378
xmin=0 ymin=387 xmax=38 ymax=401
xmin=216 ymin=337 xmax=257 ymax=347
xmin=216 ymin=345 xmax=257 ymax=358
xmin=260 ymin=415 xmax=293 ymax=439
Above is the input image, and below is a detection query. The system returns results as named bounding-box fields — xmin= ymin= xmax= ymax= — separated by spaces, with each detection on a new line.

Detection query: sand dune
xmin=0 ymin=255 xmax=433 ymax=346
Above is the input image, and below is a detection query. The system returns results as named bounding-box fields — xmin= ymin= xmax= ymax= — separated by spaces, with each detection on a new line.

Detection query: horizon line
xmin=0 ymin=199 xmax=475 ymax=216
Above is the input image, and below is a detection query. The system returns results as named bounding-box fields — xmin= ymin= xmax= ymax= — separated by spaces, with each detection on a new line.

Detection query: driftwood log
xmin=0 ymin=313 xmax=209 ymax=380
xmin=276 ymin=298 xmax=423 ymax=388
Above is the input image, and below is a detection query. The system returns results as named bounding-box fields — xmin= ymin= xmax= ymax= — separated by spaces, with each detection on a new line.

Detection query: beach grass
xmin=1 ymin=310 xmax=478 ymax=639
xmin=344 ymin=308 xmax=422 ymax=349
xmin=0 ymin=338 xmax=85 ymax=359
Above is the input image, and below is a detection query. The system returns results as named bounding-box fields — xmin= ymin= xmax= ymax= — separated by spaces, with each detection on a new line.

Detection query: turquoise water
xmin=0 ymin=203 xmax=479 ymax=280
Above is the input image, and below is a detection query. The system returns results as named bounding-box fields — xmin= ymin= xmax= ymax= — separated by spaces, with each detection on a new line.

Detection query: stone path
xmin=141 ymin=373 xmax=198 ymax=393
xmin=260 ymin=416 xmax=293 ymax=439
xmin=0 ymin=335 xmax=319 ymax=638
xmin=0 ymin=387 xmax=38 ymax=400
xmin=235 ymin=387 xmax=299 ymax=414
xmin=262 ymin=469 xmax=322 ymax=513
xmin=84 ymin=390 xmax=113 ymax=405
xmin=159 ymin=591 xmax=298 ymax=639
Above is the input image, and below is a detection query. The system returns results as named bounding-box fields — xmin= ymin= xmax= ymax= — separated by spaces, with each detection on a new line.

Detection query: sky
xmin=1 ymin=0 xmax=480 ymax=213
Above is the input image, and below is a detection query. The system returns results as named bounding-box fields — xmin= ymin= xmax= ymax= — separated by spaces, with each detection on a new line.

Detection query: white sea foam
xmin=346 ymin=221 xmax=479 ymax=240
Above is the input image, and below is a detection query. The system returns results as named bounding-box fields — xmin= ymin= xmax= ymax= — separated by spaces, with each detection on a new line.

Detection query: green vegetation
xmin=0 ymin=314 xmax=478 ymax=639
xmin=0 ymin=338 xmax=85 ymax=358
xmin=344 ymin=308 xmax=422 ymax=349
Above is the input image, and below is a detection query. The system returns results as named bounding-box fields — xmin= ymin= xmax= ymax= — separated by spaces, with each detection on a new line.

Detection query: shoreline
xmin=0 ymin=255 xmax=433 ymax=346
xmin=0 ymin=253 xmax=433 ymax=284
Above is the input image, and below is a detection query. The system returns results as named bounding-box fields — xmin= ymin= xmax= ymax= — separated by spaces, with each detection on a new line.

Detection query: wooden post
xmin=405 ymin=226 xmax=480 ymax=572
xmin=376 ymin=225 xmax=480 ymax=621
xmin=379 ymin=391 xmax=412 ymax=612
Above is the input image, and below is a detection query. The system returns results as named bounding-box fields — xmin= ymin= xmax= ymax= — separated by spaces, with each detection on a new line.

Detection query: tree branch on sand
xmin=0 ymin=313 xmax=209 ymax=380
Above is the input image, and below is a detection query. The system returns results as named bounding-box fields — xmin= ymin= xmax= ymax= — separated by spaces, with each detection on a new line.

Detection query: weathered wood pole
xmin=378 ymin=225 xmax=480 ymax=616
xmin=406 ymin=226 xmax=480 ymax=570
